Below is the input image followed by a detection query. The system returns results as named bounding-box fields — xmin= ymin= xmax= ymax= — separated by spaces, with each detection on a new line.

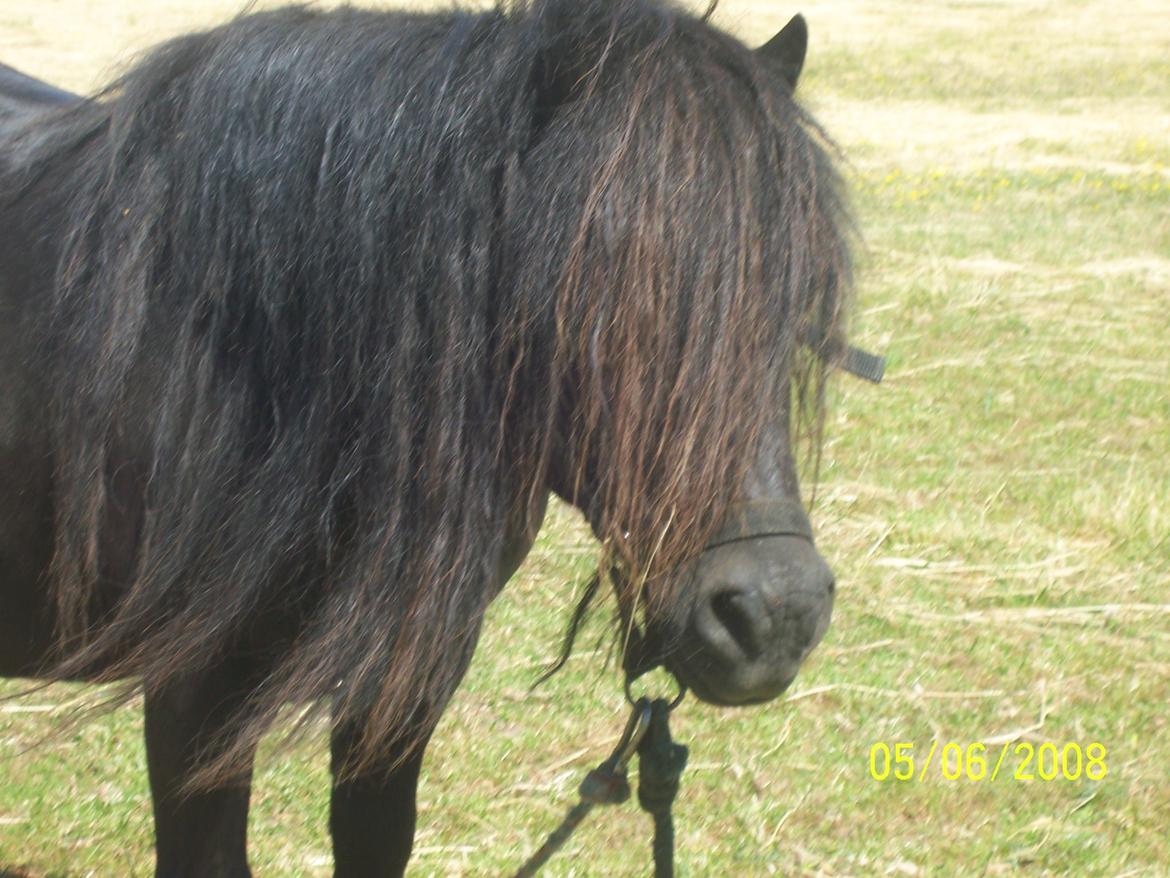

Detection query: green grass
xmin=3 ymin=0 xmax=1169 ymax=875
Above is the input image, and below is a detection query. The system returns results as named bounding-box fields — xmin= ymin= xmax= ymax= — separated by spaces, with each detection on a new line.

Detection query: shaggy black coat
xmin=1 ymin=0 xmax=850 ymax=781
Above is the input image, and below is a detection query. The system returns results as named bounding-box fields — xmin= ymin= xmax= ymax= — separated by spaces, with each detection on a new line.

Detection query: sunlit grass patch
xmin=811 ymin=45 xmax=1170 ymax=107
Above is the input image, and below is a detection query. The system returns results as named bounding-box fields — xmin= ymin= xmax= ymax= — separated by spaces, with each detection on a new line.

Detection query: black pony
xmin=0 ymin=2 xmax=852 ymax=874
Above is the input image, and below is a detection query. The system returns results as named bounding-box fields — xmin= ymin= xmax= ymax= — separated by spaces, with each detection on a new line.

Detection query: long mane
xmin=9 ymin=0 xmax=850 ymax=781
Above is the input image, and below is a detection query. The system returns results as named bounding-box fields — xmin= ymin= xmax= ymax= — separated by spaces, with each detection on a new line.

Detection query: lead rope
xmin=637 ymin=698 xmax=688 ymax=878
xmin=510 ymin=690 xmax=687 ymax=878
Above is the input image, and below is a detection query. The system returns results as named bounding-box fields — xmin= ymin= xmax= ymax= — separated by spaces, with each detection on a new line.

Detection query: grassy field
xmin=2 ymin=0 xmax=1168 ymax=875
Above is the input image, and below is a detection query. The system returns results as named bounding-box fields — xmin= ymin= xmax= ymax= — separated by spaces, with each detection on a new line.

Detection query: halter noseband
xmin=702 ymin=497 xmax=814 ymax=552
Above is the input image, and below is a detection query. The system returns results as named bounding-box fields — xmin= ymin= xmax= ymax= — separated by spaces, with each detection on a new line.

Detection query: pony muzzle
xmin=669 ymin=529 xmax=835 ymax=707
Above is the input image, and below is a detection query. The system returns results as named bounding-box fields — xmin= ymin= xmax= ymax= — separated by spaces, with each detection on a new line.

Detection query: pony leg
xmin=329 ymin=719 xmax=433 ymax=878
xmin=143 ymin=664 xmax=257 ymax=878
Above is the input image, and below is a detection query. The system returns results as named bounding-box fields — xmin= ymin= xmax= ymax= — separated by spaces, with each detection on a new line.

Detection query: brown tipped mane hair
xmin=8 ymin=0 xmax=850 ymax=783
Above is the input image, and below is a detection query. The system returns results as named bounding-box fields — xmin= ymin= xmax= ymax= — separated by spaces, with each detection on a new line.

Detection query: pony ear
xmin=756 ymin=13 xmax=808 ymax=90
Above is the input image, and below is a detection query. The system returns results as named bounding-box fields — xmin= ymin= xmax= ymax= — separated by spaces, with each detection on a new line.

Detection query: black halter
xmin=617 ymin=340 xmax=884 ymax=677
xmin=840 ymin=344 xmax=886 ymax=383
xmin=702 ymin=497 xmax=814 ymax=551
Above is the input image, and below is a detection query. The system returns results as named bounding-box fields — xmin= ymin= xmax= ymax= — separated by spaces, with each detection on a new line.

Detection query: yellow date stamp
xmin=868 ymin=741 xmax=1107 ymax=783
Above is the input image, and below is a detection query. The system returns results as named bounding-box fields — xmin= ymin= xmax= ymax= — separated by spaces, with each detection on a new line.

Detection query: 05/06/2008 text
xmin=868 ymin=741 xmax=1107 ymax=783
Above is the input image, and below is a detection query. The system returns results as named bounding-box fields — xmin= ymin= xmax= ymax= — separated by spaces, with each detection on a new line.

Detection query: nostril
xmin=710 ymin=590 xmax=767 ymax=659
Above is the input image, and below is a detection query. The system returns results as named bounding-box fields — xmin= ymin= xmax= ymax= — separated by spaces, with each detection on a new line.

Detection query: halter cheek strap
xmin=703 ymin=498 xmax=814 ymax=551
xmin=841 ymin=345 xmax=886 ymax=384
